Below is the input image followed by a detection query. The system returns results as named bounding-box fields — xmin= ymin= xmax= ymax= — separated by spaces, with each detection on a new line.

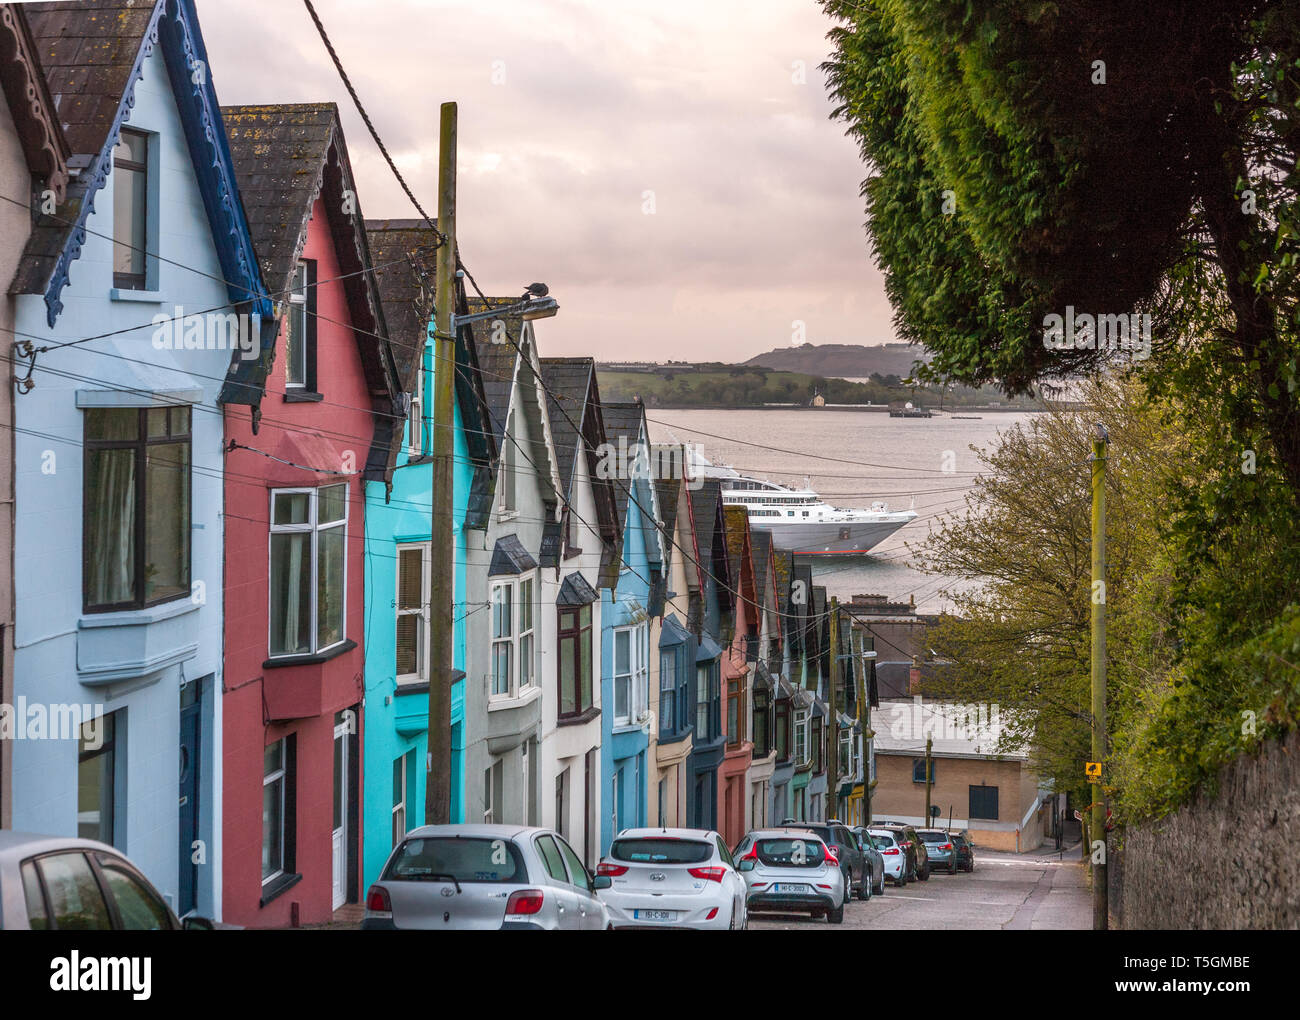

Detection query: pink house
xmin=219 ymin=104 xmax=400 ymax=926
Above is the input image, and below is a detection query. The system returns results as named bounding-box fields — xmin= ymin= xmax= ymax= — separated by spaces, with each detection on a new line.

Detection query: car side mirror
xmin=737 ymin=858 xmax=756 ymax=872
xmin=182 ymin=916 xmax=215 ymax=931
xmin=592 ymin=875 xmax=612 ymax=890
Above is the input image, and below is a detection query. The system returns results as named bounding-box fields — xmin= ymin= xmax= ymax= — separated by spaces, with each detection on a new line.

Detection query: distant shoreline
xmin=641 ymin=403 xmax=1051 ymax=413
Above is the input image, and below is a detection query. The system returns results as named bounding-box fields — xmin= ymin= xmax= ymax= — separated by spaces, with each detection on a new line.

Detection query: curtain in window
xmin=270 ymin=533 xmax=309 ymax=655
xmin=86 ymin=449 xmax=135 ymax=607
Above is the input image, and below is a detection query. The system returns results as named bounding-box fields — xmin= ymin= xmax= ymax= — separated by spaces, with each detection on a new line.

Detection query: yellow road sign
xmin=1084 ymin=761 xmax=1102 ymax=777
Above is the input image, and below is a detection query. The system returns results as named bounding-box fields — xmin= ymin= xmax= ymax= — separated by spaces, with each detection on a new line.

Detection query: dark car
xmin=917 ymin=829 xmax=958 ymax=873
xmin=951 ymin=832 xmax=975 ymax=872
xmin=779 ymin=819 xmax=873 ymax=900
xmin=874 ymin=823 xmax=930 ymax=881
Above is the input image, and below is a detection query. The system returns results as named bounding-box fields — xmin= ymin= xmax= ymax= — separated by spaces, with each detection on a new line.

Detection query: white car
xmin=595 ymin=827 xmax=748 ymax=930
xmin=734 ymin=828 xmax=847 ymax=923
xmin=866 ymin=827 xmax=908 ymax=887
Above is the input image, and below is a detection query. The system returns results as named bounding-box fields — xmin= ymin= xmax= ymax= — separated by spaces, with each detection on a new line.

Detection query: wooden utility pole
xmin=924 ymin=736 xmax=933 ymax=825
xmin=425 ymin=101 xmax=457 ymax=826
xmin=827 ymin=598 xmax=839 ymax=820
xmin=1090 ymin=424 xmax=1109 ymax=929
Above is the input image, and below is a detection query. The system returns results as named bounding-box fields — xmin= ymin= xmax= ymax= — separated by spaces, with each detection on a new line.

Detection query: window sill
xmin=284 ymin=390 xmax=324 ymax=403
xmin=263 ymin=638 xmax=357 ymax=670
xmin=79 ymin=596 xmax=198 ymax=629
xmin=613 ymin=718 xmax=649 ymax=734
xmin=557 ymin=706 xmax=600 ymax=727
xmin=394 ymin=669 xmax=466 ymax=697
xmin=110 ymin=288 xmax=163 ymax=303
xmin=259 ymin=872 xmax=302 ymax=908
xmin=488 ymin=685 xmax=541 ymax=712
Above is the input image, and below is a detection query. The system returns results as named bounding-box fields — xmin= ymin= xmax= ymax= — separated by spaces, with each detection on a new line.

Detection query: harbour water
xmin=645 ymin=408 xmax=1036 ymax=613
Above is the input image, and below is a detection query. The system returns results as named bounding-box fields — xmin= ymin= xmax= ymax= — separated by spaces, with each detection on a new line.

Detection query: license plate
xmin=772 ymin=883 xmax=811 ymax=894
xmin=634 ymin=909 xmax=675 ymax=921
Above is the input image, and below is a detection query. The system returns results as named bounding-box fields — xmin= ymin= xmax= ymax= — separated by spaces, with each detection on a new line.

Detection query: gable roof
xmin=468 ymin=296 xmax=524 ymax=452
xmin=723 ymin=504 xmax=756 ymax=628
xmin=0 ymin=3 xmax=69 ymax=201
xmin=364 ymin=219 xmax=495 ymax=481
xmin=221 ymin=103 xmax=398 ymax=431
xmin=600 ymin=400 xmax=648 ymax=533
xmin=540 ymin=356 xmax=621 ymax=576
xmin=11 ymin=0 xmax=271 ymax=328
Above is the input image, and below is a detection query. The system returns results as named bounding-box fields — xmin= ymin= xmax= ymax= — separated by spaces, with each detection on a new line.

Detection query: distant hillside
xmin=744 ymin=342 xmax=928 ymax=379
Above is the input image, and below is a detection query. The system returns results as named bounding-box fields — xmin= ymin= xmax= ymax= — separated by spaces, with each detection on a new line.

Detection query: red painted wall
xmin=222 ymin=197 xmax=370 ymax=927
xmin=720 ymin=575 xmax=754 ymax=848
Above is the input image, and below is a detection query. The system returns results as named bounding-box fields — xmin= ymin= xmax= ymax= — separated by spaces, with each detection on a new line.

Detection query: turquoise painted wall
xmin=362 ymin=327 xmax=471 ymax=889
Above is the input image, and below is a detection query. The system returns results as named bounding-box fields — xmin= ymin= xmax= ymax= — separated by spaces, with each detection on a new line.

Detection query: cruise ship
xmin=694 ymin=456 xmax=918 ymax=555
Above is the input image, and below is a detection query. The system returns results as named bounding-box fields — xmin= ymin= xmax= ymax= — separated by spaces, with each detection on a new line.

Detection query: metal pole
xmin=827 ymin=599 xmax=839 ymax=821
xmin=924 ymin=736 xmax=932 ymax=826
xmin=425 ymin=101 xmax=457 ymax=826
xmin=1090 ymin=426 xmax=1108 ymax=929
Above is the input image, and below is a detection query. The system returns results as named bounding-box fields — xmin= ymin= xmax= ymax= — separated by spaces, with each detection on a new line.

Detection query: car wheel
xmin=860 ymin=870 xmax=872 ymax=900
xmin=827 ymin=898 xmax=845 ymax=924
xmin=919 ymin=865 xmax=930 ymax=881
xmin=876 ymin=871 xmax=886 ymax=896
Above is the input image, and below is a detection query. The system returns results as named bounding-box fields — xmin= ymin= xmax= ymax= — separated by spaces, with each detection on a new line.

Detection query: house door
xmin=332 ymin=717 xmax=348 ymax=910
xmin=177 ymin=677 xmax=202 ymax=916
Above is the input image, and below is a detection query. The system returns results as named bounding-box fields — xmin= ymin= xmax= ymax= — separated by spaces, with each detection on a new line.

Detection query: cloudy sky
xmin=199 ymin=0 xmax=896 ymax=361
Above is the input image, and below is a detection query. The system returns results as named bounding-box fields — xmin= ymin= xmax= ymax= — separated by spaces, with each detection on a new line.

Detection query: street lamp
xmin=451 ymin=279 xmax=559 ymax=329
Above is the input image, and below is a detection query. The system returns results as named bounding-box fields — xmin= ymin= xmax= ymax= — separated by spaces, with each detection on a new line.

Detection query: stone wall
xmin=1113 ymin=729 xmax=1300 ymax=929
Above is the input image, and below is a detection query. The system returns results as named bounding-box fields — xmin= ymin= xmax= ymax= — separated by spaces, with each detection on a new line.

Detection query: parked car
xmin=863 ymin=827 xmax=908 ymax=887
xmin=852 ymin=827 xmax=891 ymax=893
xmin=595 ymin=828 xmax=747 ymax=930
xmin=0 ymin=831 xmax=214 ymax=930
xmin=734 ymin=828 xmax=847 ymax=923
xmin=951 ymin=832 xmax=975 ymax=872
xmin=918 ymin=828 xmax=958 ymax=873
xmin=781 ymin=819 xmax=874 ymax=900
xmin=875 ymin=823 xmax=930 ymax=881
xmin=363 ymin=824 xmax=611 ymax=930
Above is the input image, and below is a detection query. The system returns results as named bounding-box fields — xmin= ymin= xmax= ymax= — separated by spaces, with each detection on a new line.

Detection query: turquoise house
xmin=360 ymin=222 xmax=495 ymax=887
xmin=598 ymin=403 xmax=665 ymax=855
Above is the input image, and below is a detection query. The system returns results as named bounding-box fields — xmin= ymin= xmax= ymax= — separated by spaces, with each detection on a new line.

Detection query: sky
xmin=198 ymin=0 xmax=897 ymax=362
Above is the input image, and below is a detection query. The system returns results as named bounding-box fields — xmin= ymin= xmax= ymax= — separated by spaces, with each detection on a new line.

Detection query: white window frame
xmin=408 ymin=356 xmax=425 ymax=456
xmin=794 ymin=708 xmax=809 ymax=764
xmin=395 ymin=542 xmax=430 ymax=685
xmin=392 ymin=753 xmax=408 ymax=849
xmin=262 ymin=739 xmax=287 ymax=886
xmin=490 ymin=571 xmax=536 ymax=701
xmin=491 ymin=581 xmax=513 ymax=697
xmin=268 ymin=485 xmax=349 ymax=658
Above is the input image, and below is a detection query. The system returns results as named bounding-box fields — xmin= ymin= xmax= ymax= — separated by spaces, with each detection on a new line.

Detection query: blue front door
xmin=178 ymin=677 xmax=202 ymax=916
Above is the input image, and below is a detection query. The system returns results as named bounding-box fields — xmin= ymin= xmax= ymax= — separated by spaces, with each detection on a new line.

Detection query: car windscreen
xmin=867 ymin=831 xmax=895 ymax=846
xmin=384 ymin=837 xmax=526 ymax=883
xmin=919 ymin=831 xmax=948 ymax=843
xmin=610 ymin=838 xmax=712 ymax=864
xmin=755 ymin=837 xmax=828 ymax=867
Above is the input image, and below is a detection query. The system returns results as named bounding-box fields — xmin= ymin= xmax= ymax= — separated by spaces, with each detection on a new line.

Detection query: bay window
xmin=794 ymin=708 xmax=809 ymax=764
xmin=812 ymin=716 xmax=823 ymax=773
xmin=613 ymin=624 xmax=648 ymax=726
xmin=84 ymin=405 xmax=191 ymax=612
xmin=269 ymin=484 xmax=347 ymax=657
xmin=753 ymin=688 xmax=770 ymax=757
xmin=490 ymin=572 xmax=536 ymax=700
xmin=695 ymin=660 xmax=719 ymax=742
xmin=558 ymin=603 xmax=593 ymax=718
xmin=727 ymin=674 xmax=745 ymax=748
xmin=775 ymin=696 xmax=790 ymax=760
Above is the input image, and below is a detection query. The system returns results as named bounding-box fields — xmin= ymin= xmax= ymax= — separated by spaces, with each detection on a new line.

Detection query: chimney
xmin=908 ymin=656 xmax=922 ymax=695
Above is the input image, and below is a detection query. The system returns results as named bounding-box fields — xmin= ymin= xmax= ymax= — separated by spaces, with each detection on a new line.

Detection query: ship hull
xmin=748 ymin=517 xmax=914 ymax=555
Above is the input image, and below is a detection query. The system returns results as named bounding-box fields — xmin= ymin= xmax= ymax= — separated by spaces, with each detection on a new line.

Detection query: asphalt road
xmin=748 ymin=845 xmax=1092 ymax=930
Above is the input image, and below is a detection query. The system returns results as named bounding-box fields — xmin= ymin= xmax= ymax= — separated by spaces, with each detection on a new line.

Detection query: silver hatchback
xmin=363 ymin=824 xmax=611 ymax=930
xmin=733 ymin=828 xmax=847 ymax=924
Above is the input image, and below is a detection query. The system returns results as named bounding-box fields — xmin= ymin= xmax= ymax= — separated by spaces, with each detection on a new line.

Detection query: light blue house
xmin=598 ymin=402 xmax=665 ymax=855
xmin=7 ymin=0 xmax=273 ymax=920
xmin=360 ymin=222 xmax=495 ymax=888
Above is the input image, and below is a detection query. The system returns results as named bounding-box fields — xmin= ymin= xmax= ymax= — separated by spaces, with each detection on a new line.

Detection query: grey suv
xmin=876 ymin=822 xmax=930 ymax=881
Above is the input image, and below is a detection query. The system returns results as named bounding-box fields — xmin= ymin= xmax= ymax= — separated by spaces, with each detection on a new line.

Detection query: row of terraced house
xmin=0 ymin=0 xmax=879 ymax=926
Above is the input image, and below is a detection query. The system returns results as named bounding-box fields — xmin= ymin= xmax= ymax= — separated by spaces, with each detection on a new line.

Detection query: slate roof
xmin=540 ymin=358 xmax=595 ymax=499
xmin=10 ymin=1 xmax=166 ymax=296
xmin=689 ymin=479 xmax=719 ymax=572
xmin=489 ymin=534 xmax=537 ymax=576
xmin=364 ymin=220 xmax=495 ymax=479
xmin=654 ymin=476 xmax=681 ymax=562
xmin=601 ymin=401 xmax=647 ymax=530
xmin=468 ymin=296 xmax=524 ymax=450
xmin=557 ymin=571 xmax=598 ymax=606
xmin=221 ymin=103 xmax=397 ymax=471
